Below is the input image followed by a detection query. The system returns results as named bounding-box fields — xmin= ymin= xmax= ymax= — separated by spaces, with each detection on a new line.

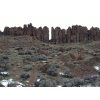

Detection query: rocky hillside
xmin=0 ymin=35 xmax=100 ymax=87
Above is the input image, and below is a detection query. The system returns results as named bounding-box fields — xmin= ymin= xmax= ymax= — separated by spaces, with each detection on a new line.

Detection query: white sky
xmin=0 ymin=0 xmax=100 ymax=32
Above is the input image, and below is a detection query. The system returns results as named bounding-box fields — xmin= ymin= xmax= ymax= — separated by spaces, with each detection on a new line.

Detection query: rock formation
xmin=3 ymin=24 xmax=49 ymax=43
xmin=1 ymin=24 xmax=100 ymax=43
xmin=43 ymin=26 xmax=49 ymax=43
xmin=51 ymin=25 xmax=100 ymax=43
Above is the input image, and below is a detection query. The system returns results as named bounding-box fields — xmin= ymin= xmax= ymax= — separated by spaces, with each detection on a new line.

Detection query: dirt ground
xmin=0 ymin=36 xmax=100 ymax=87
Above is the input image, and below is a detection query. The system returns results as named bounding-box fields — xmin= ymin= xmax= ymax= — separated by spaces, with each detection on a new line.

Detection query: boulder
xmin=20 ymin=73 xmax=30 ymax=80
xmin=31 ymin=54 xmax=47 ymax=62
xmin=47 ymin=66 xmax=58 ymax=76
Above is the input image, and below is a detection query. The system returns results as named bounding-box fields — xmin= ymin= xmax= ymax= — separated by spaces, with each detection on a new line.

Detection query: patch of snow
xmin=56 ymin=85 xmax=62 ymax=87
xmin=16 ymin=82 xmax=25 ymax=86
xmin=59 ymin=72 xmax=64 ymax=76
xmin=8 ymin=79 xmax=15 ymax=84
xmin=0 ymin=72 xmax=9 ymax=75
xmin=26 ymin=81 xmax=29 ymax=83
xmin=0 ymin=80 xmax=9 ymax=87
xmin=0 ymin=79 xmax=25 ymax=87
xmin=94 ymin=66 xmax=100 ymax=71
xmin=37 ymin=79 xmax=40 ymax=82
xmin=16 ymin=85 xmax=23 ymax=87
xmin=9 ymin=79 xmax=13 ymax=82
xmin=42 ymin=61 xmax=47 ymax=63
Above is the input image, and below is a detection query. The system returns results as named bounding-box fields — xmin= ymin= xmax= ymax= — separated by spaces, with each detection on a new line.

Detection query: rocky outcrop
xmin=0 ymin=31 xmax=3 ymax=35
xmin=3 ymin=24 xmax=49 ymax=43
xmin=51 ymin=27 xmax=66 ymax=44
xmin=51 ymin=25 xmax=100 ymax=43
xmin=43 ymin=26 xmax=49 ymax=43
xmin=4 ymin=27 xmax=10 ymax=35
xmin=1 ymin=24 xmax=100 ymax=43
xmin=51 ymin=27 xmax=55 ymax=43
xmin=89 ymin=27 xmax=100 ymax=41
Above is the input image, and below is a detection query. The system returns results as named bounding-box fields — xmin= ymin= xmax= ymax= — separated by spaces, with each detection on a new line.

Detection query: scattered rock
xmin=20 ymin=73 xmax=30 ymax=80
xmin=84 ymin=75 xmax=99 ymax=85
xmin=40 ymin=63 xmax=59 ymax=76
xmin=0 ymin=64 xmax=9 ymax=72
xmin=33 ymin=78 xmax=56 ymax=87
xmin=47 ymin=66 xmax=58 ymax=76
xmin=2 ymin=56 xmax=9 ymax=60
xmin=59 ymin=71 xmax=73 ymax=78
xmin=72 ymin=78 xmax=84 ymax=87
xmin=34 ymin=78 xmax=46 ymax=87
xmin=18 ymin=52 xmax=25 ymax=55
xmin=24 ymin=51 xmax=32 ymax=55
xmin=31 ymin=55 xmax=47 ymax=62
xmin=15 ymin=47 xmax=23 ymax=51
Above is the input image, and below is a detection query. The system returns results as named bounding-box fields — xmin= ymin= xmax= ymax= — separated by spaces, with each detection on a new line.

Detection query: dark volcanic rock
xmin=59 ymin=71 xmax=73 ymax=78
xmin=63 ymin=78 xmax=84 ymax=87
xmin=47 ymin=66 xmax=58 ymax=76
xmin=20 ymin=73 xmax=30 ymax=80
xmin=34 ymin=78 xmax=47 ymax=87
xmin=84 ymin=75 xmax=98 ymax=85
xmin=31 ymin=55 xmax=47 ymax=62
xmin=2 ymin=24 xmax=100 ymax=43
xmin=0 ymin=64 xmax=9 ymax=72
xmin=40 ymin=63 xmax=59 ymax=73
xmin=34 ymin=77 xmax=57 ymax=87
xmin=40 ymin=63 xmax=59 ymax=76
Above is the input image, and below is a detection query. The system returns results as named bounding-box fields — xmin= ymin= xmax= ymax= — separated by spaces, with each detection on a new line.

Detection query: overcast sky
xmin=0 ymin=0 xmax=100 ymax=31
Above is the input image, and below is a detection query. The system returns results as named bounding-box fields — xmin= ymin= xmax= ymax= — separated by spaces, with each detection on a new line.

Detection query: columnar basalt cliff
xmin=51 ymin=25 xmax=100 ymax=43
xmin=51 ymin=27 xmax=66 ymax=43
xmin=3 ymin=23 xmax=49 ymax=43
xmin=1 ymin=24 xmax=100 ymax=43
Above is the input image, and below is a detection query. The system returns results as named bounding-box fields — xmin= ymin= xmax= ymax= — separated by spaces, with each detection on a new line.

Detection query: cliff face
xmin=1 ymin=24 xmax=100 ymax=43
xmin=51 ymin=25 xmax=100 ymax=43
xmin=3 ymin=23 xmax=49 ymax=43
